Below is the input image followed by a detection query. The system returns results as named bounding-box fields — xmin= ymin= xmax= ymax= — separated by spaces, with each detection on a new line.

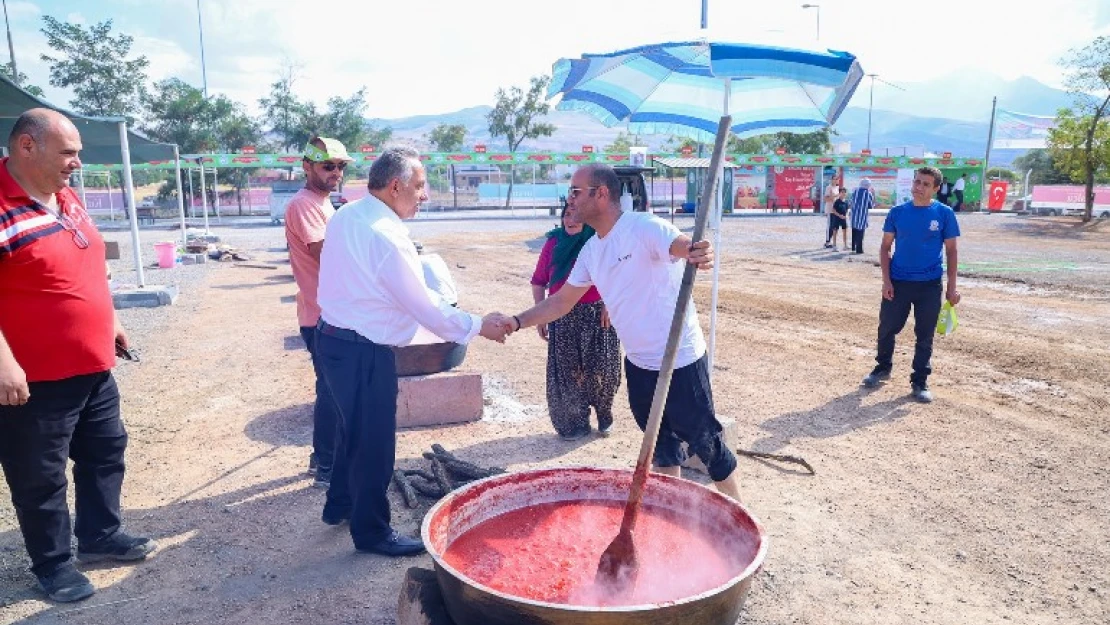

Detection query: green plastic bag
xmin=936 ymin=301 xmax=958 ymax=336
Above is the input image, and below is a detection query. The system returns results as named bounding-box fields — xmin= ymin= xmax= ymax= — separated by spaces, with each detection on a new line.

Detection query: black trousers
xmin=316 ymin=323 xmax=398 ymax=549
xmin=874 ymin=279 xmax=943 ymax=385
xmin=300 ymin=326 xmax=339 ymax=474
xmin=0 ymin=371 xmax=127 ymax=577
xmin=953 ymin=190 xmax=964 ymax=211
xmin=851 ymin=228 xmax=865 ymax=253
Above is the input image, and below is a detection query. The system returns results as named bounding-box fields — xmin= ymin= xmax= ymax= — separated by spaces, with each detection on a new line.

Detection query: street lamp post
xmin=2 ymin=0 xmax=18 ymax=84
xmin=196 ymin=0 xmax=208 ymax=98
xmin=865 ymin=73 xmax=905 ymax=152
xmin=801 ymin=3 xmax=820 ymax=41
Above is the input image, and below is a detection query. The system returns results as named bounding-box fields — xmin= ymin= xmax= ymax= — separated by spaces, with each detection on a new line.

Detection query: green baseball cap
xmin=303 ymin=137 xmax=354 ymax=163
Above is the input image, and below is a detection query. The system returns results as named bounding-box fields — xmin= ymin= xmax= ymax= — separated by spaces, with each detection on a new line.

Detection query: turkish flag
xmin=988 ymin=181 xmax=1008 ymax=211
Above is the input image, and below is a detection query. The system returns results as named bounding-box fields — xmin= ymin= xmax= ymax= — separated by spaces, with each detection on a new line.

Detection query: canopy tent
xmin=0 ymin=74 xmax=187 ymax=288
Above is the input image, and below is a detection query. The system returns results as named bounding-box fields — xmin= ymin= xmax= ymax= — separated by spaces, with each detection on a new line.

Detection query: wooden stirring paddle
xmin=595 ymin=115 xmax=733 ymax=594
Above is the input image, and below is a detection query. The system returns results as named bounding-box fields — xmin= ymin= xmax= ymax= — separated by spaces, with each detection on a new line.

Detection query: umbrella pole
xmin=708 ymin=79 xmax=731 ymax=376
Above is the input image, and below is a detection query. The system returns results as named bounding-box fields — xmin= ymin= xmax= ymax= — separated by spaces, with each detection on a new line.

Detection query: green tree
xmin=314 ymin=88 xmax=391 ymax=151
xmin=0 ymin=65 xmax=45 ymax=97
xmin=258 ymin=66 xmax=314 ymax=152
xmin=985 ymin=167 xmax=1016 ymax=181
xmin=487 ymin=75 xmax=556 ymax=207
xmin=1011 ymin=149 xmax=1072 ymax=186
xmin=768 ymin=128 xmax=832 ymax=154
xmin=427 ymin=123 xmax=467 ymax=152
xmin=142 ymin=78 xmax=218 ymax=153
xmin=39 ymin=16 xmax=150 ymax=118
xmin=1047 ymin=36 xmax=1110 ymax=222
xmin=727 ymin=135 xmax=766 ymax=154
xmin=604 ymin=131 xmax=646 ymax=153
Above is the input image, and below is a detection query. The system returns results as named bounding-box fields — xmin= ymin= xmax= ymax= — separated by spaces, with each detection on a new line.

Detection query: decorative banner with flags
xmin=993 ymin=109 xmax=1057 ymax=149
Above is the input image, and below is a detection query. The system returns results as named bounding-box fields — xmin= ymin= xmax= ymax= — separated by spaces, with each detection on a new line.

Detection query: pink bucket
xmin=154 ymin=242 xmax=176 ymax=269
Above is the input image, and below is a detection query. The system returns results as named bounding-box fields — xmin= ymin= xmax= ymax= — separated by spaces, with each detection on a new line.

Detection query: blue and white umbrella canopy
xmin=549 ymin=40 xmax=864 ymax=143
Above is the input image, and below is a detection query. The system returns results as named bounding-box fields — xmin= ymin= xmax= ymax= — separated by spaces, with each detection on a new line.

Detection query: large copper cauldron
xmin=422 ymin=467 xmax=767 ymax=625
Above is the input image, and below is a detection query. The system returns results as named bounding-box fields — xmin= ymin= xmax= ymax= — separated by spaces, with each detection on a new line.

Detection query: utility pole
xmin=801 ymin=4 xmax=820 ymax=41
xmin=865 ymin=73 xmax=906 ymax=152
xmin=196 ymin=0 xmax=208 ymax=98
xmin=982 ymin=96 xmax=998 ymax=212
xmin=2 ymin=0 xmax=18 ymax=85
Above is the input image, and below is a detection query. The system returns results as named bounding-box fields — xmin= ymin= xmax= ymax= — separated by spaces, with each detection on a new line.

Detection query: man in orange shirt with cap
xmin=285 ymin=136 xmax=353 ymax=488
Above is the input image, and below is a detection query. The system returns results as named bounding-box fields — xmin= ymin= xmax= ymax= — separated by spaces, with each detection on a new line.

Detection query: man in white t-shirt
xmin=502 ymin=164 xmax=743 ymax=502
xmin=952 ymin=173 xmax=967 ymax=212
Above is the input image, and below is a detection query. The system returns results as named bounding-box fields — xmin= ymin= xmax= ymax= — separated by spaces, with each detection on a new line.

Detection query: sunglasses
xmin=57 ymin=213 xmax=89 ymax=249
xmin=567 ymin=186 xmax=598 ymax=199
xmin=319 ymin=162 xmax=348 ymax=172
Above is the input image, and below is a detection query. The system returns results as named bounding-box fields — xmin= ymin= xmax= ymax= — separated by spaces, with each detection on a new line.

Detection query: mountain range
xmin=369 ymin=71 xmax=1077 ymax=167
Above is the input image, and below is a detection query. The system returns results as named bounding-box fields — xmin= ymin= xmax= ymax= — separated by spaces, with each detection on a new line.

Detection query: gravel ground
xmin=1 ymin=211 xmax=1107 ymax=625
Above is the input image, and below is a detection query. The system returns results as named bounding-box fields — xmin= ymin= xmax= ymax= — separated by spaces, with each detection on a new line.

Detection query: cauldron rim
xmin=420 ymin=466 xmax=768 ymax=613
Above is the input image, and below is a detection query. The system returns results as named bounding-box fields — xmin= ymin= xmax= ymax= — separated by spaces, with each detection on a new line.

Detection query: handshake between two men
xmin=472 ymin=239 xmax=715 ymax=345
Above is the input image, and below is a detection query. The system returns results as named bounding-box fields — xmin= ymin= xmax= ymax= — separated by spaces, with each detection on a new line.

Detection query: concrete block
xmin=104 ymin=241 xmax=121 ymax=260
xmin=682 ymin=415 xmax=740 ymax=475
xmin=397 ymin=371 xmax=483 ymax=428
xmin=180 ymin=253 xmax=207 ymax=265
xmin=112 ymin=284 xmax=179 ymax=309
xmin=187 ymin=234 xmax=221 ymax=244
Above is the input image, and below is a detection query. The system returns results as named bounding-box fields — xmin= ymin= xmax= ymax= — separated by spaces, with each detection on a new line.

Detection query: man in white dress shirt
xmin=315 ymin=146 xmax=509 ymax=556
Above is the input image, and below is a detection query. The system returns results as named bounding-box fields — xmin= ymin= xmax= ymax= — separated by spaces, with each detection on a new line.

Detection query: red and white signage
xmin=241 ymin=145 xmax=256 ymax=154
xmin=474 ymin=144 xmax=487 ymax=153
xmin=582 ymin=145 xmax=594 ymax=154
xmin=359 ymin=144 xmax=376 ymax=153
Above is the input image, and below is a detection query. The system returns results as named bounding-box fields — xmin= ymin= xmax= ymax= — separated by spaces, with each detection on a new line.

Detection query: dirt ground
xmin=1 ymin=213 xmax=1108 ymax=625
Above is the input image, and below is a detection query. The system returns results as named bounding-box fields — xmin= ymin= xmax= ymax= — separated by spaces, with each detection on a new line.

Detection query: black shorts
xmin=624 ymin=355 xmax=738 ymax=482
xmin=830 ymin=216 xmax=847 ymax=230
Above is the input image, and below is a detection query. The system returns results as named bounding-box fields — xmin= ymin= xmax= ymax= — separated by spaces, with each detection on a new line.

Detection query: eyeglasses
xmin=57 ymin=213 xmax=89 ymax=249
xmin=319 ymin=162 xmax=348 ymax=172
xmin=567 ymin=186 xmax=598 ymax=199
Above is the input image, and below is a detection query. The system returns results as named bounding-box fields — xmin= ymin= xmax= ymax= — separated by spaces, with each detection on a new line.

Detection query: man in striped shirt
xmin=849 ymin=178 xmax=876 ymax=254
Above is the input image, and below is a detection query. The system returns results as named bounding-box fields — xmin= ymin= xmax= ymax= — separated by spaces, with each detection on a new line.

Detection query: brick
xmin=397 ymin=372 xmax=483 ymax=428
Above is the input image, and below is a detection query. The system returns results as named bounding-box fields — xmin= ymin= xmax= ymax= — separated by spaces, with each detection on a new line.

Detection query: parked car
xmin=330 ymin=192 xmax=349 ymax=209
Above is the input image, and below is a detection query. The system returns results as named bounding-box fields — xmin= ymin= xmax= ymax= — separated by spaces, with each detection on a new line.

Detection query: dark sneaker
xmin=321 ymin=509 xmax=350 ymax=526
xmin=861 ymin=371 xmax=891 ymax=388
xmin=357 ymin=531 xmax=426 ymax=557
xmin=559 ymin=428 xmax=591 ymax=442
xmin=312 ymin=469 xmax=332 ymax=490
xmin=597 ymin=424 xmax=613 ymax=438
xmin=37 ymin=563 xmax=95 ymax=603
xmin=77 ymin=532 xmax=156 ymax=563
xmin=911 ymin=383 xmax=934 ymax=403
xmin=307 ymin=454 xmax=319 ymax=477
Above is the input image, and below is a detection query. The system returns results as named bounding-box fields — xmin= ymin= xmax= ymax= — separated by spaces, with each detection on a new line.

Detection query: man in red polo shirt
xmin=0 ymin=109 xmax=155 ymax=603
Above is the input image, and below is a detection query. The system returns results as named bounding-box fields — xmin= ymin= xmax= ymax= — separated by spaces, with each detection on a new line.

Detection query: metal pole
xmin=107 ymin=174 xmax=115 ymax=221
xmin=212 ymin=167 xmax=221 ymax=222
xmin=199 ymin=160 xmax=210 ymax=233
xmin=982 ymin=96 xmax=998 ymax=213
xmin=2 ymin=0 xmax=17 ymax=85
xmin=451 ymin=163 xmax=458 ymax=209
xmin=700 ymin=0 xmax=708 ymax=28
xmin=867 ymin=75 xmax=875 ymax=151
xmin=77 ymin=169 xmax=87 ymax=209
xmin=246 ymin=174 xmax=253 ymax=214
xmin=187 ymin=167 xmax=195 ymax=219
xmin=1024 ymin=168 xmax=1033 ymax=211
xmin=174 ymin=145 xmax=187 ymax=249
xmin=708 ymin=78 xmax=729 ymax=376
xmin=816 ymin=6 xmax=820 ymax=40
xmin=118 ymin=122 xmax=146 ymax=288
xmin=196 ymin=0 xmax=208 ymax=98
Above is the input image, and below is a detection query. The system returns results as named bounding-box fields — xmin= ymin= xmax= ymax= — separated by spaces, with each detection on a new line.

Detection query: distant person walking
xmin=823 ymin=176 xmax=843 ymax=249
xmin=849 ymin=178 xmax=876 ymax=254
xmin=952 ymin=173 xmax=966 ymax=211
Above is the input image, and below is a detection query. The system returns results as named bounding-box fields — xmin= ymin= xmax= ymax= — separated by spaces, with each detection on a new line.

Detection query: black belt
xmin=316 ymin=320 xmax=378 ymax=345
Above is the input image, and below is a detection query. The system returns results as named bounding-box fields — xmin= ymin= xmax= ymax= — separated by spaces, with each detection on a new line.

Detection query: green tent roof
xmin=0 ymin=73 xmax=176 ymax=165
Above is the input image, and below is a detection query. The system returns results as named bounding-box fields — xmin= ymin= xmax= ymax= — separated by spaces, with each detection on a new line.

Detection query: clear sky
xmin=5 ymin=0 xmax=1110 ymax=119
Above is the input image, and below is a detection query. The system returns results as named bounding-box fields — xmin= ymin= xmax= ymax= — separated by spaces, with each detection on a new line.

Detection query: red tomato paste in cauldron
xmin=441 ymin=499 xmax=756 ymax=607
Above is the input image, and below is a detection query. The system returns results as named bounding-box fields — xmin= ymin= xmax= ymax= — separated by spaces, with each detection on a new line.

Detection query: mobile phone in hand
xmin=115 ymin=340 xmax=140 ymax=362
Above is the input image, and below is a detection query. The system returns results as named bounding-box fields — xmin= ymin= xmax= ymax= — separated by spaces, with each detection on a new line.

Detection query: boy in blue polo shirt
xmin=862 ymin=166 xmax=961 ymax=402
